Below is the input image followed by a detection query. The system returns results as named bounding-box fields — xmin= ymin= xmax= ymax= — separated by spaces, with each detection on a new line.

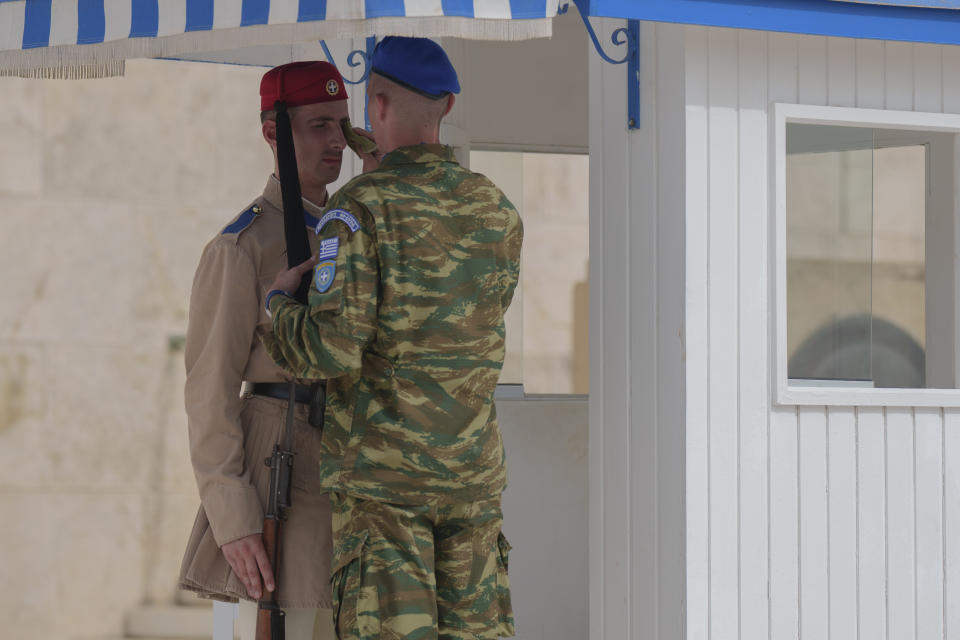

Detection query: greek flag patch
xmin=314 ymin=261 xmax=336 ymax=293
xmin=316 ymin=209 xmax=360 ymax=234
xmin=317 ymin=237 xmax=340 ymax=261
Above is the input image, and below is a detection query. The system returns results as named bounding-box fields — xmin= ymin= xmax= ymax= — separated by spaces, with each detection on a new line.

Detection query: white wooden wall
xmin=589 ymin=19 xmax=686 ymax=640
xmin=591 ymin=21 xmax=960 ymax=640
xmin=683 ymin=27 xmax=960 ymax=640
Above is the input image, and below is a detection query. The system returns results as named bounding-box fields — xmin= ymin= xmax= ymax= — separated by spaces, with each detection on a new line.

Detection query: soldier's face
xmin=289 ymin=100 xmax=349 ymax=190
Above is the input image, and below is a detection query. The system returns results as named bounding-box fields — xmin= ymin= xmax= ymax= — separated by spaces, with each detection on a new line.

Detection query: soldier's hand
xmin=269 ymin=257 xmax=317 ymax=297
xmin=350 ymin=127 xmax=381 ymax=173
xmin=221 ymin=533 xmax=276 ymax=599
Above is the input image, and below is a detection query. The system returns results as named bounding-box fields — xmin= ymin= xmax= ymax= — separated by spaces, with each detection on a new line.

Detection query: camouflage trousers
xmin=329 ymin=493 xmax=514 ymax=640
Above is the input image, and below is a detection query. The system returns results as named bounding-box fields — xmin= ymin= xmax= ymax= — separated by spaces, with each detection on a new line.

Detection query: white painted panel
xmin=628 ymin=21 xmax=659 ymax=640
xmin=913 ymin=43 xmax=943 ymax=113
xmin=857 ymin=406 xmax=888 ymax=640
xmin=856 ymin=40 xmax=885 ymax=109
xmin=737 ymin=28 xmax=770 ymax=640
xmin=769 ymin=408 xmax=800 ymax=640
xmin=593 ymin=17 xmax=631 ymax=640
xmin=654 ymin=22 xmax=687 ymax=640
xmin=827 ymin=407 xmax=857 ymax=640
xmin=915 ymin=407 xmax=945 ymax=640
xmin=768 ymin=32 xmax=799 ymax=104
xmin=707 ymin=26 xmax=741 ymax=640
xmin=826 ymin=38 xmax=856 ymax=107
xmin=587 ymin=21 xmax=606 ymax=640
xmin=767 ymin=32 xmax=800 ymax=640
xmin=945 ymin=410 xmax=960 ymax=640
xmin=798 ymin=406 xmax=829 ymax=640
xmin=885 ymin=41 xmax=914 ymax=111
xmin=886 ymin=407 xmax=917 ymax=640
xmin=944 ymin=47 xmax=960 ymax=116
xmin=797 ymin=35 xmax=827 ymax=105
xmin=684 ymin=24 xmax=711 ymax=640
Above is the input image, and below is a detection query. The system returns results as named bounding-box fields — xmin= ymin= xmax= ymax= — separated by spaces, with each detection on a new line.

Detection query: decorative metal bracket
xmin=319 ymin=36 xmax=377 ymax=128
xmin=560 ymin=0 xmax=640 ymax=129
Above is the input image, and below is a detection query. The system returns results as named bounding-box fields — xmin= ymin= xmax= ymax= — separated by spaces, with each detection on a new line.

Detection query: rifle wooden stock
xmin=255 ymin=517 xmax=284 ymax=640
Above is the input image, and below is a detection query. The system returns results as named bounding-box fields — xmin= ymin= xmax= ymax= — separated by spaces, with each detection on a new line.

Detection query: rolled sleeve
xmin=265 ymin=202 xmax=379 ymax=380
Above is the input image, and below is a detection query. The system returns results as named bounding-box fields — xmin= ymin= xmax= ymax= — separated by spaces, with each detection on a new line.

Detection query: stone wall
xmin=0 ymin=58 xmax=275 ymax=639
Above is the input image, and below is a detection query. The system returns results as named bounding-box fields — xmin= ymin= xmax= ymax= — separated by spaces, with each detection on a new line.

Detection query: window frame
xmin=772 ymin=102 xmax=960 ymax=407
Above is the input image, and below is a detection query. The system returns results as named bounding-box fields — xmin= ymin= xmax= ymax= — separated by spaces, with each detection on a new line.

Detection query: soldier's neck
xmin=379 ymin=127 xmax=441 ymax=156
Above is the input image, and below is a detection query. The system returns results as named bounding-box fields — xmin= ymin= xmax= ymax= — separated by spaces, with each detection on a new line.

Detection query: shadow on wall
xmin=789 ymin=314 xmax=925 ymax=389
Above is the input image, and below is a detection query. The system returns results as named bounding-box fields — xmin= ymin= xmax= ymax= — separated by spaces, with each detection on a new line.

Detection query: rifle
xmin=254 ymin=100 xmax=326 ymax=640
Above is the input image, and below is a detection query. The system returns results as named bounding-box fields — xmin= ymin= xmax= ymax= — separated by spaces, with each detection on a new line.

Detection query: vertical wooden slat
xmin=827 ymin=37 xmax=856 ymax=108
xmin=799 ymin=406 xmax=829 ymax=640
xmin=858 ymin=406 xmax=887 ymax=640
xmin=915 ymin=407 xmax=944 ymax=640
xmin=856 ymin=40 xmax=885 ymax=109
xmin=942 ymin=46 xmax=960 ymax=116
xmin=770 ymin=407 xmax=801 ymax=640
xmin=828 ymin=406 xmax=858 ymax=640
xmin=628 ymin=21 xmax=659 ymax=640
xmin=684 ymin=24 xmax=711 ymax=640
xmin=655 ymin=21 xmax=687 ymax=640
xmin=767 ymin=31 xmax=800 ymax=640
xmin=944 ymin=410 xmax=960 ymax=640
xmin=707 ymin=25 xmax=741 ymax=640
xmin=887 ymin=407 xmax=917 ymax=640
xmin=798 ymin=35 xmax=828 ymax=105
xmin=738 ymin=28 xmax=770 ymax=640
xmin=912 ymin=43 xmax=942 ymax=113
xmin=884 ymin=41 xmax=914 ymax=111
xmin=589 ymin=16 xmax=632 ymax=640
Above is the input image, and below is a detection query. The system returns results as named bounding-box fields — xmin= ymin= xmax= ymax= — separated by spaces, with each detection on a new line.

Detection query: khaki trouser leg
xmin=238 ymin=599 xmax=335 ymax=640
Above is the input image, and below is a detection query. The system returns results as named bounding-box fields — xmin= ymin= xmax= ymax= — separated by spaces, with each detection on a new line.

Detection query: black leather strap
xmin=249 ymin=382 xmax=313 ymax=404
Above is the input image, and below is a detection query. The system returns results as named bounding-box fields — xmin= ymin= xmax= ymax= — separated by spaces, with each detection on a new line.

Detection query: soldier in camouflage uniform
xmin=262 ymin=37 xmax=522 ymax=640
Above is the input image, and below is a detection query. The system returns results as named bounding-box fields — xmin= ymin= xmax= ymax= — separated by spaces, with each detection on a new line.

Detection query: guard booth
xmin=5 ymin=1 xmax=960 ymax=639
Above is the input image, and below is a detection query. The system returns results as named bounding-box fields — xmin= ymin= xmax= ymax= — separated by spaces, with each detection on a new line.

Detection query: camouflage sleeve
xmin=501 ymin=203 xmax=524 ymax=311
xmin=264 ymin=199 xmax=379 ymax=379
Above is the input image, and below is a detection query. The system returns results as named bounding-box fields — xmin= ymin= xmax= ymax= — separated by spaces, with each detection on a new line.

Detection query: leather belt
xmin=248 ymin=381 xmax=314 ymax=404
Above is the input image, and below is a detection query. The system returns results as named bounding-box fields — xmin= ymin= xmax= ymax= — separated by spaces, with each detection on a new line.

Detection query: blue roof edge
xmin=587 ymin=0 xmax=960 ymax=46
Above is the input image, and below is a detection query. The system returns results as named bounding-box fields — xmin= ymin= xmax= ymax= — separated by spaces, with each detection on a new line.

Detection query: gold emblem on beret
xmin=326 ymin=79 xmax=339 ymax=96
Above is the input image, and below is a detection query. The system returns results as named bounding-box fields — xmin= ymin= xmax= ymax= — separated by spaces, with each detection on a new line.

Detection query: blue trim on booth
xmin=587 ymin=0 xmax=960 ymax=46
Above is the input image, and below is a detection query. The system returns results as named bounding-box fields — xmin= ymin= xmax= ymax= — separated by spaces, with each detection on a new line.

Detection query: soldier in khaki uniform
xmin=263 ymin=38 xmax=523 ymax=640
xmin=178 ymin=61 xmax=360 ymax=640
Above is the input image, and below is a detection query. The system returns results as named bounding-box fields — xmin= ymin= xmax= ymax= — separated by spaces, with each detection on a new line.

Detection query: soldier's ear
xmin=443 ymin=94 xmax=455 ymax=117
xmin=262 ymin=119 xmax=277 ymax=149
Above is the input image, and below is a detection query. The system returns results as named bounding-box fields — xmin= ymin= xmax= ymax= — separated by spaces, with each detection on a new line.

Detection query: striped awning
xmin=0 ymin=0 xmax=559 ymax=79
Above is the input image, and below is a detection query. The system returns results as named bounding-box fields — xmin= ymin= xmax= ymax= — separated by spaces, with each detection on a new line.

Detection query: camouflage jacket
xmin=264 ymin=144 xmax=523 ymax=505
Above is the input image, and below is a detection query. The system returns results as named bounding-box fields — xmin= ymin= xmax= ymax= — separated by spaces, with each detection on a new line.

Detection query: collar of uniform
xmin=262 ymin=175 xmax=328 ymax=228
xmin=379 ymin=144 xmax=457 ymax=168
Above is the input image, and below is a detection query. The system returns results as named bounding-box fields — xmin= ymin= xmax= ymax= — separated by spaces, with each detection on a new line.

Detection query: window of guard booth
xmin=774 ymin=104 xmax=960 ymax=406
xmin=470 ymin=151 xmax=589 ymax=395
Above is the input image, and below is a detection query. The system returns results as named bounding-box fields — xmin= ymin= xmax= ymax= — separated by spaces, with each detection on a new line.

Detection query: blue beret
xmin=371 ymin=36 xmax=460 ymax=99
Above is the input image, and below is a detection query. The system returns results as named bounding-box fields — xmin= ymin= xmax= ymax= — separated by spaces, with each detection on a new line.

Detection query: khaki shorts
xmin=329 ymin=493 xmax=514 ymax=640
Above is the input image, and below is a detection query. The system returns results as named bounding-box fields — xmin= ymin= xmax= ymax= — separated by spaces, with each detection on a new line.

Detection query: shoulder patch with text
xmin=315 ymin=208 xmax=360 ymax=234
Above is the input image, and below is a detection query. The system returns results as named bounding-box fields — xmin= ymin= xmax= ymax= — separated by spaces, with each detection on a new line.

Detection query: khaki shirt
xmin=179 ymin=177 xmax=333 ymax=607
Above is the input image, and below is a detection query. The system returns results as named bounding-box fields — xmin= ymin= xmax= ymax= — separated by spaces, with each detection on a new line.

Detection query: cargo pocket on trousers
xmin=331 ymin=532 xmax=380 ymax=640
xmin=494 ymin=532 xmax=516 ymax=636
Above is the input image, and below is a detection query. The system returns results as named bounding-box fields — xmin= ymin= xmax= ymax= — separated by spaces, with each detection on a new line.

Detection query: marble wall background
xmin=0 ymin=58 xmax=275 ymax=638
